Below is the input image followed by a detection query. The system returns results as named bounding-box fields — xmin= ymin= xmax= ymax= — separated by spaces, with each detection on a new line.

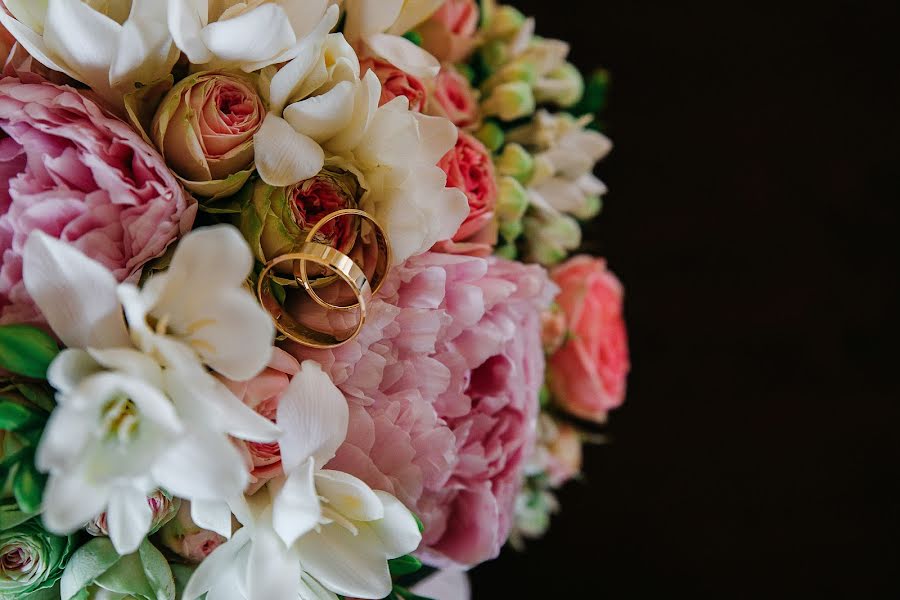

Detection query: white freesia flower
xmin=254 ymin=18 xmax=468 ymax=263
xmin=168 ymin=0 xmax=339 ymax=71
xmin=0 ymin=0 xmax=179 ymax=105
xmin=21 ymin=228 xmax=280 ymax=554
xmin=342 ymin=0 xmax=442 ymax=78
xmin=184 ymin=361 xmax=422 ymax=600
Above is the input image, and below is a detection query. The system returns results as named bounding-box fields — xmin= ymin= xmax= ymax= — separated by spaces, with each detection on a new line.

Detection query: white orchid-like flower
xmin=167 ymin=0 xmax=339 ymax=71
xmin=342 ymin=0 xmax=442 ymax=78
xmin=184 ymin=361 xmax=422 ymax=600
xmin=254 ymin=14 xmax=468 ymax=263
xmin=21 ymin=226 xmax=280 ymax=554
xmin=0 ymin=0 xmax=179 ymax=106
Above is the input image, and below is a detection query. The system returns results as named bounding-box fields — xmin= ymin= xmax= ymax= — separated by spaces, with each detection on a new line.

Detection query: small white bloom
xmin=0 ymin=0 xmax=179 ymax=106
xmin=184 ymin=361 xmax=422 ymax=600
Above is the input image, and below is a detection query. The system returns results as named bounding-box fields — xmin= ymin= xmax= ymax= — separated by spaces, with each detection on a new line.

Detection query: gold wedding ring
xmin=298 ymin=209 xmax=393 ymax=311
xmin=257 ymin=241 xmax=371 ymax=349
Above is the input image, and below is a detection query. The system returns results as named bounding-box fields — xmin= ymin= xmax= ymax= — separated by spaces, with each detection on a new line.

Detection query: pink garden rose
xmin=158 ymin=501 xmax=227 ymax=564
xmin=426 ymin=67 xmax=479 ymax=129
xmin=220 ymin=348 xmax=301 ymax=493
xmin=286 ymin=252 xmax=555 ymax=568
xmin=360 ymin=58 xmax=427 ymax=112
xmin=548 ymin=256 xmax=629 ymax=423
xmin=418 ymin=0 xmax=480 ymax=64
xmin=0 ymin=78 xmax=195 ymax=325
xmin=86 ymin=490 xmax=180 ymax=538
xmin=433 ymin=132 xmax=498 ymax=257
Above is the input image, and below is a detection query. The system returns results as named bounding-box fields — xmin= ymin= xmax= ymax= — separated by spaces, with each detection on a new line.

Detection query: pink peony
xmin=360 ymin=57 xmax=428 ymax=112
xmin=426 ymin=67 xmax=479 ymax=129
xmin=548 ymin=256 xmax=629 ymax=423
xmin=220 ymin=348 xmax=300 ymax=493
xmin=418 ymin=0 xmax=480 ymax=64
xmin=0 ymin=78 xmax=195 ymax=325
xmin=285 ymin=252 xmax=555 ymax=568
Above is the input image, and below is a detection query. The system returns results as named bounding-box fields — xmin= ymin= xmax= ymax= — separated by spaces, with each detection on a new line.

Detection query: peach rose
xmin=157 ymin=501 xmax=226 ymax=564
xmin=426 ymin=67 xmax=479 ymax=128
xmin=418 ymin=0 xmax=480 ymax=63
xmin=360 ymin=57 xmax=427 ymax=112
xmin=548 ymin=256 xmax=629 ymax=423
xmin=219 ymin=348 xmax=300 ymax=493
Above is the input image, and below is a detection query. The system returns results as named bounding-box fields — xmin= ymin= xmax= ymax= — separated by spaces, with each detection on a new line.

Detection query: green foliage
xmin=61 ymin=538 xmax=175 ymax=600
xmin=388 ymin=554 xmax=422 ymax=577
xmin=0 ymin=517 xmax=76 ymax=598
xmin=0 ymin=325 xmax=59 ymax=379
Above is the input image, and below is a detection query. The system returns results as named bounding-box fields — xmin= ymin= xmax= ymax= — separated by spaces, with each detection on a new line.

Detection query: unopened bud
xmin=489 ymin=5 xmax=527 ymax=38
xmin=496 ymin=175 xmax=530 ymax=222
xmin=482 ymin=81 xmax=536 ymax=121
xmin=474 ymin=121 xmax=505 ymax=152
xmin=495 ymin=143 xmax=535 ymax=183
xmin=481 ymin=61 xmax=538 ymax=95
xmin=535 ymin=63 xmax=585 ymax=108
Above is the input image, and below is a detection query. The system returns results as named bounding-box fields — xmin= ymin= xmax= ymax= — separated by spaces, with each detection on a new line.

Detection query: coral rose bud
xmin=426 ymin=67 xmax=480 ymax=128
xmin=418 ymin=0 xmax=480 ymax=63
xmin=360 ymin=57 xmax=427 ymax=112
xmin=158 ymin=501 xmax=226 ymax=564
xmin=548 ymin=256 xmax=629 ymax=423
xmin=152 ymin=71 xmax=265 ymax=197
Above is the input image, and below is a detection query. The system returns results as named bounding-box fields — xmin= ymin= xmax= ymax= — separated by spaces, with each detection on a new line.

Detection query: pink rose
xmin=151 ymin=71 xmax=265 ymax=196
xmin=220 ymin=348 xmax=301 ymax=493
xmin=418 ymin=0 xmax=480 ymax=64
xmin=360 ymin=58 xmax=427 ymax=112
xmin=158 ymin=501 xmax=227 ymax=564
xmin=548 ymin=256 xmax=629 ymax=422
xmin=433 ymin=132 xmax=498 ymax=257
xmin=287 ymin=253 xmax=556 ymax=568
xmin=426 ymin=67 xmax=479 ymax=128
xmin=0 ymin=78 xmax=196 ymax=326
xmin=86 ymin=490 xmax=180 ymax=537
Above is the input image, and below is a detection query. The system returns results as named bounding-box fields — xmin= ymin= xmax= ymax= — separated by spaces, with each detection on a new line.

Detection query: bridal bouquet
xmin=0 ymin=1 xmax=629 ymax=599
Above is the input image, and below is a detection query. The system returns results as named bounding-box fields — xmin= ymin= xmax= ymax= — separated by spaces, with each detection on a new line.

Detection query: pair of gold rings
xmin=256 ymin=209 xmax=391 ymax=349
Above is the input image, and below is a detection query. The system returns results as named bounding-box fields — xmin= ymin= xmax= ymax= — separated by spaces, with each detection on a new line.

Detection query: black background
xmin=470 ymin=1 xmax=900 ymax=597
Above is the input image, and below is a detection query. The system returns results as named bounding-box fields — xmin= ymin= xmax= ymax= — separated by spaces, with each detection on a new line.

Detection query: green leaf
xmin=138 ymin=539 xmax=176 ymax=600
xmin=169 ymin=564 xmax=195 ymax=599
xmin=14 ymin=382 xmax=55 ymax=412
xmin=413 ymin=513 xmax=424 ymax=533
xmin=392 ymin=585 xmax=436 ymax=600
xmin=95 ymin=552 xmax=156 ymax=600
xmin=389 ymin=555 xmax=422 ymax=577
xmin=61 ymin=538 xmax=122 ymax=600
xmin=0 ymin=502 xmax=35 ymax=530
xmin=13 ymin=457 xmax=45 ymax=514
xmin=0 ymin=325 xmax=59 ymax=379
xmin=0 ymin=399 xmax=40 ymax=430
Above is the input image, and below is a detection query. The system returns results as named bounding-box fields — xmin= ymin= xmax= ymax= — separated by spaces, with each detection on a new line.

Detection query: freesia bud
xmin=495 ymin=143 xmax=535 ymax=183
xmin=479 ymin=40 xmax=511 ymax=74
xmin=523 ymin=210 xmax=582 ymax=265
xmin=481 ymin=61 xmax=538 ymax=95
xmin=535 ymin=63 xmax=586 ymax=108
xmin=500 ymin=218 xmax=523 ymax=243
xmin=496 ymin=176 xmax=530 ymax=222
xmin=573 ymin=195 xmax=603 ymax=221
xmin=482 ymin=81 xmax=536 ymax=121
xmin=488 ymin=6 xmax=527 ymax=38
xmin=474 ymin=121 xmax=506 ymax=152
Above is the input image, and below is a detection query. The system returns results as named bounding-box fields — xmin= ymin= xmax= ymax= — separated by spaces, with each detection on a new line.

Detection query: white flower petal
xmin=34 ymin=405 xmax=93 ymax=472
xmin=369 ymin=491 xmax=422 ymax=558
xmin=294 ymin=522 xmax=392 ymax=599
xmin=183 ymin=527 xmax=251 ymax=600
xmin=167 ymin=0 xmax=212 ymax=64
xmin=47 ymin=349 xmax=102 ymax=395
xmin=106 ymin=484 xmax=154 ymax=554
xmin=385 ymin=0 xmax=444 ymax=36
xmin=342 ymin=0 xmax=403 ymax=43
xmin=255 ymin=114 xmax=325 ymax=186
xmin=43 ymin=0 xmax=120 ymax=96
xmin=272 ymin=459 xmax=320 ymax=548
xmin=110 ymin=0 xmax=179 ymax=88
xmin=279 ymin=0 xmax=328 ymax=40
xmin=200 ymin=3 xmax=295 ymax=67
xmin=153 ymin=429 xmax=249 ymax=503
xmin=241 ymin=3 xmax=339 ymax=74
xmin=324 ymin=70 xmax=381 ymax=153
xmin=276 ymin=360 xmax=348 ymax=472
xmin=4 ymin=0 xmax=49 ymax=33
xmin=0 ymin=9 xmax=77 ymax=79
xmin=298 ymin=573 xmax=340 ymax=600
xmin=365 ymin=33 xmax=440 ymax=79
xmin=284 ymin=81 xmax=356 ymax=142
xmin=41 ymin=473 xmax=109 ymax=535
xmin=412 ymin=570 xmax=471 ymax=600
xmin=247 ymin=518 xmax=301 ymax=600
xmin=315 ymin=470 xmax=384 ymax=523
xmin=22 ymin=231 xmax=130 ymax=350
xmin=191 ymin=498 xmax=235 ymax=540
xmin=87 ymin=347 xmax=165 ymax=390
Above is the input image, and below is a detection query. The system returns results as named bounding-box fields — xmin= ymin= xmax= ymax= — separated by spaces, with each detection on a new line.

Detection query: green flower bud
xmin=0 ymin=519 xmax=74 ymax=598
xmin=523 ymin=210 xmax=581 ymax=266
xmin=573 ymin=194 xmax=603 ymax=221
xmin=478 ymin=40 xmax=510 ymax=76
xmin=534 ymin=62 xmax=585 ymax=108
xmin=494 ymin=243 xmax=518 ymax=260
xmin=480 ymin=61 xmax=538 ymax=96
xmin=481 ymin=81 xmax=536 ymax=121
xmin=495 ymin=143 xmax=535 ymax=183
xmin=499 ymin=218 xmax=523 ymax=243
xmin=488 ymin=5 xmax=526 ymax=38
xmin=473 ymin=121 xmax=505 ymax=152
xmin=495 ymin=176 xmax=530 ymax=222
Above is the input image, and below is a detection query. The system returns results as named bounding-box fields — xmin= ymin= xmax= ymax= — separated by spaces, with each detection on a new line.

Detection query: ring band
xmin=298 ymin=209 xmax=392 ymax=311
xmin=257 ymin=242 xmax=371 ymax=349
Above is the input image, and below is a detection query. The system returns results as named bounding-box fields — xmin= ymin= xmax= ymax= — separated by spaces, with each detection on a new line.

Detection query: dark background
xmin=470 ymin=1 xmax=900 ymax=597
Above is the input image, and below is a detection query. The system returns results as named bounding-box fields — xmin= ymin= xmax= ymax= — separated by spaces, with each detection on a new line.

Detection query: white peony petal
xmin=294 ymin=522 xmax=393 ymax=599
xmin=41 ymin=473 xmax=109 ymax=535
xmin=183 ymin=527 xmax=251 ymax=600
xmin=283 ymin=81 xmax=356 ymax=142
xmin=276 ymin=361 xmax=349 ymax=472
xmin=200 ymin=3 xmax=295 ymax=67
xmin=153 ymin=429 xmax=249 ymax=503
xmin=22 ymin=232 xmax=130 ymax=350
xmin=255 ymin=114 xmax=325 ymax=187
xmin=365 ymin=33 xmax=440 ymax=79
xmin=167 ymin=0 xmax=212 ymax=65
xmin=315 ymin=470 xmax=384 ymax=523
xmin=106 ymin=484 xmax=154 ymax=555
xmin=191 ymin=498 xmax=235 ymax=539
xmin=272 ymin=459 xmax=320 ymax=548
xmin=247 ymin=519 xmax=302 ymax=600
xmin=368 ymin=491 xmax=422 ymax=558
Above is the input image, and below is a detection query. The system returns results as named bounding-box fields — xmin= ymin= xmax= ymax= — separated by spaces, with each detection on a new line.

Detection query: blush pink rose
xmin=286 ymin=252 xmax=556 ymax=568
xmin=548 ymin=256 xmax=629 ymax=423
xmin=426 ymin=67 xmax=479 ymax=128
xmin=0 ymin=78 xmax=196 ymax=326
xmin=418 ymin=0 xmax=480 ymax=64
xmin=158 ymin=501 xmax=227 ymax=564
xmin=433 ymin=132 xmax=498 ymax=257
xmin=219 ymin=348 xmax=301 ymax=493
xmin=360 ymin=58 xmax=427 ymax=112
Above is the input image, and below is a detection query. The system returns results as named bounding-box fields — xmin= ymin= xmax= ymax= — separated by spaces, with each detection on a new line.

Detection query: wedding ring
xmin=257 ymin=241 xmax=371 ymax=349
xmin=297 ymin=209 xmax=392 ymax=311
